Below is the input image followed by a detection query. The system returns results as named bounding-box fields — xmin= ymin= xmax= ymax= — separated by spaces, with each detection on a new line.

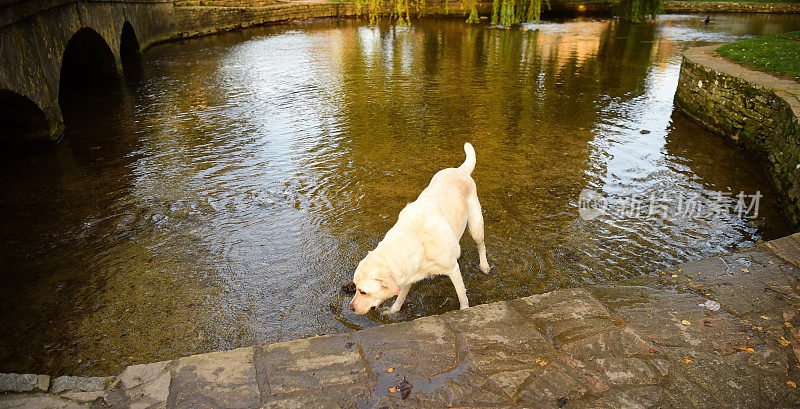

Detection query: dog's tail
xmin=459 ymin=142 xmax=476 ymax=175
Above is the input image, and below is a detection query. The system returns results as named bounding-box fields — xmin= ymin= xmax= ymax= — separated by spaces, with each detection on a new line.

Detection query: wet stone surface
xmin=2 ymin=233 xmax=800 ymax=408
xmin=50 ymin=376 xmax=112 ymax=394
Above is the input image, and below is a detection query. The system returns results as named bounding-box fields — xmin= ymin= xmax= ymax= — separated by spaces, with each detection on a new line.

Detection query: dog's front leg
xmin=448 ymin=266 xmax=469 ymax=310
xmin=382 ymin=285 xmax=411 ymax=315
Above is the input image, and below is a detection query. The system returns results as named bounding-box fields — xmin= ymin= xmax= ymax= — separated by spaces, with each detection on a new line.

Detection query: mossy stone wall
xmin=675 ymin=45 xmax=800 ymax=229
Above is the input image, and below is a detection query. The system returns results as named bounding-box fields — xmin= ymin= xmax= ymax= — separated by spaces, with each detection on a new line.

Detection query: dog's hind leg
xmin=467 ymin=197 xmax=490 ymax=273
xmin=383 ymin=285 xmax=411 ymax=315
xmin=448 ymin=265 xmax=469 ymax=310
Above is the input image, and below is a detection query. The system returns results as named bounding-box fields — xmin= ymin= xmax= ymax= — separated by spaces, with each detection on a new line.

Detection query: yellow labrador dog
xmin=348 ymin=142 xmax=490 ymax=315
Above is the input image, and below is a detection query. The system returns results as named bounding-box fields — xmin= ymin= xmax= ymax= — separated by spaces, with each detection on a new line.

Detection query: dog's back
xmin=413 ymin=143 xmax=478 ymax=237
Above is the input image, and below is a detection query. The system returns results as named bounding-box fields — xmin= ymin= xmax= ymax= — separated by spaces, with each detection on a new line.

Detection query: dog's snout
xmin=369 ymin=306 xmax=376 ymax=311
xmin=348 ymin=303 xmax=355 ymax=312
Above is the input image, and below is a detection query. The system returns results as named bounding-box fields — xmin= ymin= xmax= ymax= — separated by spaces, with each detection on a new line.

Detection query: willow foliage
xmin=356 ymin=0 xmax=413 ymax=24
xmin=356 ymin=0 xmax=662 ymax=26
xmin=616 ymin=0 xmax=662 ymax=23
xmin=490 ymin=0 xmax=547 ymax=26
xmin=462 ymin=0 xmax=479 ymax=23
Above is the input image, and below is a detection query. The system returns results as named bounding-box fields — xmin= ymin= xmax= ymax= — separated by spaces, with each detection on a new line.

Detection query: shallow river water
xmin=2 ymin=13 xmax=799 ymax=376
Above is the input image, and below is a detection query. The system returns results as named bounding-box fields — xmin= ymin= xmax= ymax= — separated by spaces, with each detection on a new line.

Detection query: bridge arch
xmin=0 ymin=90 xmax=50 ymax=143
xmin=120 ymin=21 xmax=141 ymax=69
xmin=58 ymin=27 xmax=119 ymax=101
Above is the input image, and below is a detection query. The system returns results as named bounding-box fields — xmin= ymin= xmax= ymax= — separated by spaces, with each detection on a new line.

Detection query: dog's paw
xmin=480 ymin=263 xmax=491 ymax=274
xmin=381 ymin=308 xmax=399 ymax=315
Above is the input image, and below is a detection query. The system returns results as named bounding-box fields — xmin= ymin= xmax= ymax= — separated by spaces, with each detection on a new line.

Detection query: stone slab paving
xmin=3 ymin=233 xmax=800 ymax=408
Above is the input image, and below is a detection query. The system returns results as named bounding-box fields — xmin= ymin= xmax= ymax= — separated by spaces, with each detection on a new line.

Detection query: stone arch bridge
xmin=0 ymin=0 xmax=354 ymax=143
xmin=0 ymin=0 xmax=178 ymax=141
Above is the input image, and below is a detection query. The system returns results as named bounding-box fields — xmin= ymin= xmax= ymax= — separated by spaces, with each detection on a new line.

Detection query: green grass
xmin=717 ymin=31 xmax=800 ymax=82
xmin=676 ymin=0 xmax=800 ymax=3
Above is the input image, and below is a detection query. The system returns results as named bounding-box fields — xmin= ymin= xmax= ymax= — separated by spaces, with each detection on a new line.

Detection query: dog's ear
xmin=376 ymin=271 xmax=400 ymax=295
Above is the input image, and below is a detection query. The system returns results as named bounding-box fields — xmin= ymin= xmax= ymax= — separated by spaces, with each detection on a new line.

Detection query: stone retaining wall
xmin=674 ymin=45 xmax=800 ymax=228
xmin=173 ymin=0 xmax=280 ymax=6
xmin=171 ymin=2 xmax=357 ymax=39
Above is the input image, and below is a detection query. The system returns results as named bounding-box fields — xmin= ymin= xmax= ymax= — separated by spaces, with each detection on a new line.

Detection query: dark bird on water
xmin=704 ymin=16 xmax=711 ymax=24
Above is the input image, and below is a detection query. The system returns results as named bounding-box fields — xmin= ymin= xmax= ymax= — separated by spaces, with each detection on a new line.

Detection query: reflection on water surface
xmin=1 ymin=14 xmax=798 ymax=375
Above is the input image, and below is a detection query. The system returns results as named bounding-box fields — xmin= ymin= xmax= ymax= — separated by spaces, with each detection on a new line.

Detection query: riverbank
xmin=674 ymin=45 xmax=800 ymax=228
xmin=665 ymin=1 xmax=800 ymax=13
xmin=166 ymin=0 xmax=800 ymax=45
xmin=2 ymin=232 xmax=800 ymax=407
xmin=161 ymin=0 xmax=800 ymax=49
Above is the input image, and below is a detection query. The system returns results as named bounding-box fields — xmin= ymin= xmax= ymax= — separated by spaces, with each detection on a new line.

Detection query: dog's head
xmin=348 ymin=252 xmax=400 ymax=314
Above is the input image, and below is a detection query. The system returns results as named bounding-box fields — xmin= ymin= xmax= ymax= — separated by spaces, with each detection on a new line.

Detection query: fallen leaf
xmin=535 ymin=358 xmax=541 ymax=363
xmin=779 ymin=337 xmax=791 ymax=347
xmin=672 ymin=274 xmax=678 ymax=278
xmin=761 ymin=316 xmax=772 ymax=320
xmin=539 ymin=361 xmax=548 ymax=367
xmin=649 ymin=348 xmax=659 ymax=354
xmin=375 ymin=355 xmax=380 ymax=359
xmin=741 ymin=268 xmax=749 ymax=273
xmin=786 ymin=322 xmax=794 ymax=328
xmin=681 ymin=358 xmax=693 ymax=364
xmin=400 ymin=378 xmax=413 ymax=399
xmin=755 ymin=326 xmax=763 ymax=331
xmin=768 ymin=261 xmax=774 ymax=265
xmin=388 ymin=386 xmax=397 ymax=393
xmin=739 ymin=347 xmax=755 ymax=353
xmin=387 ymin=368 xmax=394 ymax=373
xmin=682 ymin=320 xmax=691 ymax=326
xmin=789 ymin=381 xmax=797 ymax=388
